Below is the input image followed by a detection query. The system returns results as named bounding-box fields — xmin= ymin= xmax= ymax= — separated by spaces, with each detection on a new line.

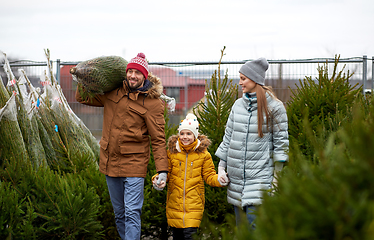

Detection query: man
xmin=76 ymin=52 xmax=168 ymax=239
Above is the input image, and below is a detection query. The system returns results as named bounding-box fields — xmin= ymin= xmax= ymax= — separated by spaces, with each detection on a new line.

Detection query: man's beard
xmin=129 ymin=80 xmax=144 ymax=90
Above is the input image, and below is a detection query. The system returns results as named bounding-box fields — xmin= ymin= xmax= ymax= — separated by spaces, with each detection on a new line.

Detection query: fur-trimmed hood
xmin=167 ymin=134 xmax=211 ymax=154
xmin=123 ymin=72 xmax=163 ymax=99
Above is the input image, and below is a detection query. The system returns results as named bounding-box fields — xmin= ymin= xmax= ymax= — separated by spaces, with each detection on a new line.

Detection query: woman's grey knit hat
xmin=239 ymin=58 xmax=269 ymax=86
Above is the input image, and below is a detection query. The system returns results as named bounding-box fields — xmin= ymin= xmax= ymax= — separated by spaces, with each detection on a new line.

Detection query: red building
xmin=149 ymin=66 xmax=206 ymax=113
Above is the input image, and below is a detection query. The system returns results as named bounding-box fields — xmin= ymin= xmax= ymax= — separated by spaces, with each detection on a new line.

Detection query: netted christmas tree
xmin=7 ymin=69 xmax=47 ymax=169
xmin=0 ymin=87 xmax=29 ymax=166
xmin=0 ymin=57 xmax=30 ymax=166
xmin=0 ymin=49 xmax=100 ymax=172
xmin=0 ymin=49 xmax=105 ymax=239
xmin=38 ymin=49 xmax=99 ymax=172
xmin=70 ymin=55 xmax=128 ymax=101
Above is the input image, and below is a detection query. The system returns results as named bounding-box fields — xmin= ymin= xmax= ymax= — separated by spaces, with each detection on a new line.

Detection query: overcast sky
xmin=1 ymin=0 xmax=373 ymax=63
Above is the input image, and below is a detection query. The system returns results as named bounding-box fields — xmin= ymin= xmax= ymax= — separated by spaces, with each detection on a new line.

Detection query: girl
xmin=215 ymin=58 xmax=289 ymax=227
xmin=153 ymin=113 xmax=228 ymax=240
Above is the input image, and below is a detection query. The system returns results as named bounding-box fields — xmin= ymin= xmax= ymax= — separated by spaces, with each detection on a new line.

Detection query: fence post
xmin=363 ymin=55 xmax=367 ymax=92
xmin=184 ymin=76 xmax=188 ymax=116
xmin=372 ymin=56 xmax=374 ymax=90
xmin=56 ymin=59 xmax=61 ymax=84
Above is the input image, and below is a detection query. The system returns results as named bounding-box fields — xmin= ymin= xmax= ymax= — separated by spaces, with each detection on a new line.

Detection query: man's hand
xmin=153 ymin=172 xmax=167 ymax=191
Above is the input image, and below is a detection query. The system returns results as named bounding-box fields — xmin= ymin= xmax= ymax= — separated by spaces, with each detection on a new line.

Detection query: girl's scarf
xmin=177 ymin=138 xmax=198 ymax=153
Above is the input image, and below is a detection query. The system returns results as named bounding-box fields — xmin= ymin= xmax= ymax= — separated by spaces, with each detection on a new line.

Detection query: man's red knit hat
xmin=126 ymin=53 xmax=149 ymax=79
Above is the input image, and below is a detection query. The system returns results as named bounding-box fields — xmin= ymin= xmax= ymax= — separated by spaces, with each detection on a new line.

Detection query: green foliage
xmin=192 ymin=47 xmax=238 ymax=236
xmin=194 ymin=46 xmax=238 ymax=152
xmin=203 ymin=57 xmax=374 ymax=240
xmin=249 ymin=97 xmax=374 ymax=240
xmin=196 ymin=55 xmax=374 ymax=240
xmin=0 ymin=158 xmax=104 ymax=239
xmin=286 ymin=55 xmax=361 ymax=162
xmin=0 ymin=181 xmax=26 ymax=240
xmin=79 ymin=163 xmax=119 ymax=239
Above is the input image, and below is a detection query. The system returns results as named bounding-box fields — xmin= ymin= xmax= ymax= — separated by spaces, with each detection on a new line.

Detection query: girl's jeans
xmin=106 ymin=176 xmax=145 ymax=240
xmin=234 ymin=205 xmax=257 ymax=229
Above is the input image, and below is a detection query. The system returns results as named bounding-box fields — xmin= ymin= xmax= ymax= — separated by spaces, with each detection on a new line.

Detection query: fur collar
xmin=168 ymin=134 xmax=211 ymax=154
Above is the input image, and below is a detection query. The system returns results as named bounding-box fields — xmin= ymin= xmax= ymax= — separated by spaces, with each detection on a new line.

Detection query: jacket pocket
xmin=119 ymin=143 xmax=148 ymax=154
xmin=99 ymin=138 xmax=109 ymax=171
xmin=99 ymin=138 xmax=109 ymax=150
xmin=167 ymin=185 xmax=181 ymax=211
xmin=186 ymin=188 xmax=203 ymax=211
xmin=129 ymin=103 xmax=147 ymax=115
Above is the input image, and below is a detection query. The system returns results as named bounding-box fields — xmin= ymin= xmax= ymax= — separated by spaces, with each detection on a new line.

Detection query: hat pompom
xmin=137 ymin=53 xmax=146 ymax=59
xmin=185 ymin=113 xmax=197 ymax=120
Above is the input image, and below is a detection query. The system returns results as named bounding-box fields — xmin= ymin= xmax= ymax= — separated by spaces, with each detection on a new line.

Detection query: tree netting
xmin=1 ymin=50 xmax=176 ymax=173
xmin=70 ymin=55 xmax=176 ymax=111
xmin=39 ymin=77 xmax=97 ymax=170
xmin=0 ymin=51 xmax=100 ymax=172
xmin=0 ymin=78 xmax=29 ymax=165
xmin=70 ymin=55 xmax=128 ymax=101
xmin=6 ymin=72 xmax=47 ymax=169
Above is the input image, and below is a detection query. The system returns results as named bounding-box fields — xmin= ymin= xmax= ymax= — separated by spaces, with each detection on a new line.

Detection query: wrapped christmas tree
xmin=0 ymin=77 xmax=29 ymax=165
xmin=2 ymin=54 xmax=47 ymax=169
xmin=70 ymin=55 xmax=128 ymax=101
xmin=71 ymin=55 xmax=176 ymax=111
xmin=44 ymin=49 xmax=99 ymax=170
xmin=0 ymin=50 xmax=100 ymax=171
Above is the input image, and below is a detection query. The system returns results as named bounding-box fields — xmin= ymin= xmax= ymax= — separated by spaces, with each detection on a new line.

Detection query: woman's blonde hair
xmin=253 ymin=84 xmax=278 ymax=137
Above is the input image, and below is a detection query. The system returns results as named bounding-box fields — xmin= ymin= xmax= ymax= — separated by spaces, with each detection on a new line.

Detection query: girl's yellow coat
xmin=156 ymin=134 xmax=222 ymax=228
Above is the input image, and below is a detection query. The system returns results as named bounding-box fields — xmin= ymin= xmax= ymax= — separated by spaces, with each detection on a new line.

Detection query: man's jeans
xmin=234 ymin=205 xmax=257 ymax=229
xmin=106 ymin=176 xmax=145 ymax=240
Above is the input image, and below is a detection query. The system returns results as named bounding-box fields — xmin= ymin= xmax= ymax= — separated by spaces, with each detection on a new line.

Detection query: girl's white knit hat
xmin=178 ymin=113 xmax=199 ymax=139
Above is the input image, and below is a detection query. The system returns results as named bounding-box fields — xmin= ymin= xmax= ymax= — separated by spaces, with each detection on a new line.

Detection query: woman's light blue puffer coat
xmin=215 ymin=92 xmax=289 ymax=208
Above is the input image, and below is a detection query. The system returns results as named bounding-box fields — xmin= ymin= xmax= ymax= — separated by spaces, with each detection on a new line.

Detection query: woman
xmin=215 ymin=58 xmax=289 ymax=227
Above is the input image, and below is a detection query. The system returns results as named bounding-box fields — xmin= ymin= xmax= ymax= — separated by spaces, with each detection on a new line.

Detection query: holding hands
xmin=218 ymin=160 xmax=229 ymax=186
xmin=153 ymin=172 xmax=167 ymax=191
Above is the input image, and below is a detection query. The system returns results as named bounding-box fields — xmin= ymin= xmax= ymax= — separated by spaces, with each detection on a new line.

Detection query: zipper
xmin=244 ymin=111 xmax=251 ymax=183
xmin=182 ymin=153 xmax=188 ymax=228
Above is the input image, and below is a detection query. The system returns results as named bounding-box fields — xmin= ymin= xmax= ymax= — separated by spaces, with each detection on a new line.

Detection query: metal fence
xmin=1 ymin=56 xmax=373 ymax=140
